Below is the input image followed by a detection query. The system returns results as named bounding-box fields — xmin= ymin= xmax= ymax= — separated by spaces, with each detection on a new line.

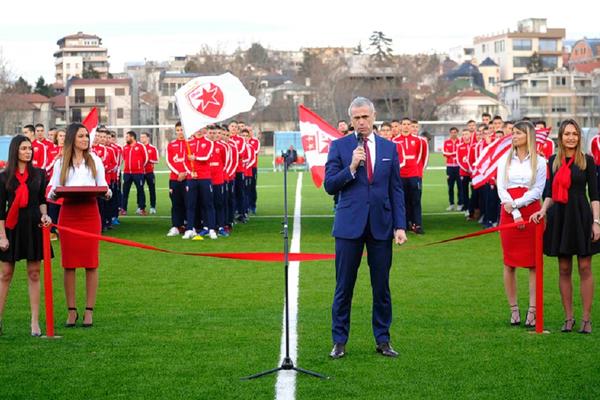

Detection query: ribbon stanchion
xmin=41 ymin=226 xmax=60 ymax=339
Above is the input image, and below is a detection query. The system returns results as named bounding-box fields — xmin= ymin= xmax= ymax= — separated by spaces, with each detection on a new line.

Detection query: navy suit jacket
xmin=324 ymin=133 xmax=406 ymax=240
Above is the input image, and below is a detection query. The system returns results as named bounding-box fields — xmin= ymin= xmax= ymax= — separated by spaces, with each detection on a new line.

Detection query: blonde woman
xmin=496 ymin=121 xmax=547 ymax=327
xmin=531 ymin=119 xmax=599 ymax=334
xmin=49 ymin=123 xmax=111 ymax=328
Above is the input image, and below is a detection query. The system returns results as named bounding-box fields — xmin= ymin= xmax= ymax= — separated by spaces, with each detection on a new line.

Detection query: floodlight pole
xmin=241 ymin=152 xmax=328 ymax=380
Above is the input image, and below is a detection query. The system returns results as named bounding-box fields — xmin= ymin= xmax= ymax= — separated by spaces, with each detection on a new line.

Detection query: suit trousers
xmin=332 ymin=221 xmax=393 ymax=345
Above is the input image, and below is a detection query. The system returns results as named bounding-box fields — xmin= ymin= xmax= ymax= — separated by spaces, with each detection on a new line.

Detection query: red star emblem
xmin=187 ymin=83 xmax=224 ymax=118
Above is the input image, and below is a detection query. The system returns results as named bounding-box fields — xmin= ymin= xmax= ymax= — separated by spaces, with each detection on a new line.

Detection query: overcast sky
xmin=1 ymin=0 xmax=598 ymax=84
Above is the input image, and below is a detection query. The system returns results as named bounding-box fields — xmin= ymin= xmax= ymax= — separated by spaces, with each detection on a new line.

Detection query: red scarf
xmin=552 ymin=157 xmax=574 ymax=204
xmin=5 ymin=167 xmax=29 ymax=229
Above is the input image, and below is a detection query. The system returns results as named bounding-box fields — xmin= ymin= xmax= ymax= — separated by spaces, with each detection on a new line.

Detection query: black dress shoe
xmin=329 ymin=343 xmax=346 ymax=359
xmin=376 ymin=342 xmax=398 ymax=358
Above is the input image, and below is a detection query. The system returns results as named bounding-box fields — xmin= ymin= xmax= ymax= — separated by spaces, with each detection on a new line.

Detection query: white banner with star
xmin=174 ymin=72 xmax=256 ymax=138
xmin=298 ymin=105 xmax=343 ymax=188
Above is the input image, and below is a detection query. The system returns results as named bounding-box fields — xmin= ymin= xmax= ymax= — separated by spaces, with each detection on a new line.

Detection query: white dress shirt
xmin=496 ymin=151 xmax=547 ymax=219
xmin=356 ymin=131 xmax=376 ymax=176
xmin=50 ymin=153 xmax=108 ymax=188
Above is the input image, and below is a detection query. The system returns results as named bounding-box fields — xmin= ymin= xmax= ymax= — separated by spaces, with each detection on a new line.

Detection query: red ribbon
xmin=51 ymin=224 xmax=335 ymax=262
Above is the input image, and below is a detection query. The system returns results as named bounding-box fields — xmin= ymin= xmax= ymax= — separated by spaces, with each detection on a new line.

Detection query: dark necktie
xmin=364 ymin=137 xmax=373 ymax=183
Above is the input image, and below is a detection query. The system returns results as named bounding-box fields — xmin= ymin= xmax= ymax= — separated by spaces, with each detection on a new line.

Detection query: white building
xmin=473 ymin=18 xmax=565 ymax=81
xmin=436 ymin=90 xmax=509 ymax=122
xmin=499 ymin=70 xmax=600 ymax=129
xmin=65 ymin=78 xmax=132 ymax=135
xmin=54 ymin=32 xmax=109 ymax=91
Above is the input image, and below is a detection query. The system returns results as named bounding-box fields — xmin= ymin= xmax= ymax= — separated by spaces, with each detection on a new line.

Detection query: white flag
xmin=174 ymin=72 xmax=256 ymax=138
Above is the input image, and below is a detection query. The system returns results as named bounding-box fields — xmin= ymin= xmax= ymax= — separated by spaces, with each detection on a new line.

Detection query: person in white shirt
xmin=496 ymin=120 xmax=547 ymax=328
xmin=49 ymin=123 xmax=111 ymax=329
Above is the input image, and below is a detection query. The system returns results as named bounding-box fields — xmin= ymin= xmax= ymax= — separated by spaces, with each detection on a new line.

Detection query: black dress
xmin=544 ymin=154 xmax=600 ymax=257
xmin=0 ymin=167 xmax=47 ymax=263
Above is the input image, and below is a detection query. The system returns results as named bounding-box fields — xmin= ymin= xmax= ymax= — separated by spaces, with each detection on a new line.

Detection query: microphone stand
xmin=241 ymin=152 xmax=328 ymax=380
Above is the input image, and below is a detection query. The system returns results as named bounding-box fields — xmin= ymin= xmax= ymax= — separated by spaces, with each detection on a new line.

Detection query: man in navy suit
xmin=324 ymin=97 xmax=407 ymax=359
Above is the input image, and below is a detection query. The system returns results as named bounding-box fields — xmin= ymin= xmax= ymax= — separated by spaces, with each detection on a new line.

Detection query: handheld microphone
xmin=357 ymin=133 xmax=365 ymax=167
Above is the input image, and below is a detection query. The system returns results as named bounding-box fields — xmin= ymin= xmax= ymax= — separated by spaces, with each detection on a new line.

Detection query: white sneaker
xmin=464 ymin=211 xmax=470 ymax=217
xmin=456 ymin=205 xmax=464 ymax=211
xmin=150 ymin=208 xmax=157 ymax=214
xmin=446 ymin=205 xmax=454 ymax=211
xmin=209 ymin=229 xmax=218 ymax=240
xmin=182 ymin=229 xmax=196 ymax=239
xmin=166 ymin=227 xmax=180 ymax=237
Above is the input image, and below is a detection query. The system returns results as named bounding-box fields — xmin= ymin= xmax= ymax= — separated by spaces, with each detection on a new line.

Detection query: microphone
xmin=357 ymin=133 xmax=365 ymax=167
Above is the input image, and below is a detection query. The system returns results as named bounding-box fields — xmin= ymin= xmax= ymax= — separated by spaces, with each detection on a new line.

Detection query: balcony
xmin=576 ymin=106 xmax=600 ymax=115
xmin=68 ymin=96 xmax=106 ymax=106
xmin=521 ymin=106 xmax=546 ymax=115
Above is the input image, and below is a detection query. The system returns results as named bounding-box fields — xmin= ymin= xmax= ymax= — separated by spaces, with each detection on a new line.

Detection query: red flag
xmin=298 ymin=105 xmax=343 ymax=188
xmin=82 ymin=107 xmax=99 ymax=144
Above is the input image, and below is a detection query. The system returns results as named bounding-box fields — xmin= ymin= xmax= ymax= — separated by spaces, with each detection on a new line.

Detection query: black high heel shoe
xmin=82 ymin=307 xmax=94 ymax=328
xmin=561 ymin=318 xmax=575 ymax=332
xmin=65 ymin=307 xmax=79 ymax=327
xmin=578 ymin=320 xmax=592 ymax=334
xmin=510 ymin=304 xmax=520 ymax=326
xmin=524 ymin=307 xmax=536 ymax=328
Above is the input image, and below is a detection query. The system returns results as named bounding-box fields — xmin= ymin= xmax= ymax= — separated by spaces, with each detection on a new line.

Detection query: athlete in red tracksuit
xmin=208 ymin=126 xmax=229 ymax=237
xmin=457 ymin=129 xmax=473 ymax=217
xmin=443 ymin=127 xmax=461 ymax=210
xmin=247 ymin=129 xmax=260 ymax=214
xmin=223 ymin=127 xmax=239 ymax=231
xmin=589 ymin=128 xmax=600 ymax=189
xmin=140 ymin=132 xmax=159 ymax=213
xmin=392 ymin=118 xmax=425 ymax=234
xmin=184 ymin=129 xmax=215 ymax=239
xmin=230 ymin=123 xmax=251 ymax=222
xmin=122 ymin=131 xmax=148 ymax=215
xmin=165 ymin=122 xmax=189 ymax=236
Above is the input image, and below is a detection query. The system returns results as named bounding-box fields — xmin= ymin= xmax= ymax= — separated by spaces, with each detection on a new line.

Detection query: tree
xmin=34 ymin=76 xmax=53 ymax=97
xmin=369 ymin=31 xmax=393 ymax=64
xmin=354 ymin=42 xmax=363 ymax=55
xmin=245 ymin=42 xmax=269 ymax=67
xmin=527 ymin=52 xmax=543 ymax=73
xmin=82 ymin=65 xmax=101 ymax=79
xmin=11 ymin=76 xmax=31 ymax=94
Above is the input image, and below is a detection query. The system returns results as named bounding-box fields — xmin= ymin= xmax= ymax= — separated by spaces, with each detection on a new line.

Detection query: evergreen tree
xmin=34 ymin=76 xmax=53 ymax=97
xmin=12 ymin=76 xmax=31 ymax=93
xmin=369 ymin=31 xmax=393 ymax=64
xmin=527 ymin=52 xmax=543 ymax=73
xmin=354 ymin=42 xmax=363 ymax=55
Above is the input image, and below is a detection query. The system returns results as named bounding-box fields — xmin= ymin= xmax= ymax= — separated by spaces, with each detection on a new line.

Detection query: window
xmin=72 ymin=108 xmax=82 ymax=122
xmin=117 ymin=108 xmax=124 ymax=119
xmin=488 ymin=77 xmax=496 ymax=85
xmin=555 ymin=76 xmax=567 ymax=86
xmin=482 ymin=44 xmax=487 ymax=53
xmin=551 ymin=97 xmax=569 ymax=113
xmin=541 ymin=56 xmax=558 ymax=69
xmin=95 ymin=88 xmax=105 ymax=104
xmin=74 ymin=89 xmax=85 ymax=104
xmin=167 ymin=102 xmax=178 ymax=118
xmin=539 ymin=39 xmax=557 ymax=52
xmin=494 ymin=40 xmax=504 ymax=53
xmin=513 ymin=56 xmax=531 ymax=68
xmin=66 ymin=63 xmax=70 ymax=70
xmin=115 ymin=88 xmax=126 ymax=96
xmin=513 ymin=39 xmax=532 ymax=51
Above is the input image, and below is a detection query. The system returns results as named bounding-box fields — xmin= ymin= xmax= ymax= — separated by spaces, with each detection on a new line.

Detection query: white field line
xmin=275 ymin=172 xmax=303 ymax=400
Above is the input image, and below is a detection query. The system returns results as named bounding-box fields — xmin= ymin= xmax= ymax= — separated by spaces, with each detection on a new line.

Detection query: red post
xmin=42 ymin=226 xmax=55 ymax=338
xmin=534 ymin=222 xmax=544 ymax=334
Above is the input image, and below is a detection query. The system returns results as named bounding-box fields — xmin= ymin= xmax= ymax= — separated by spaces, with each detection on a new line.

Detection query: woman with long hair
xmin=531 ymin=119 xmax=599 ymax=334
xmin=496 ymin=121 xmax=547 ymax=328
xmin=49 ymin=123 xmax=111 ymax=328
xmin=0 ymin=135 xmax=52 ymax=336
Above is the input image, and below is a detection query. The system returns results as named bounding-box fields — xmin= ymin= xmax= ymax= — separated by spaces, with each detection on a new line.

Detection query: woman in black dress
xmin=0 ymin=135 xmax=52 ymax=337
xmin=531 ymin=119 xmax=599 ymax=334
